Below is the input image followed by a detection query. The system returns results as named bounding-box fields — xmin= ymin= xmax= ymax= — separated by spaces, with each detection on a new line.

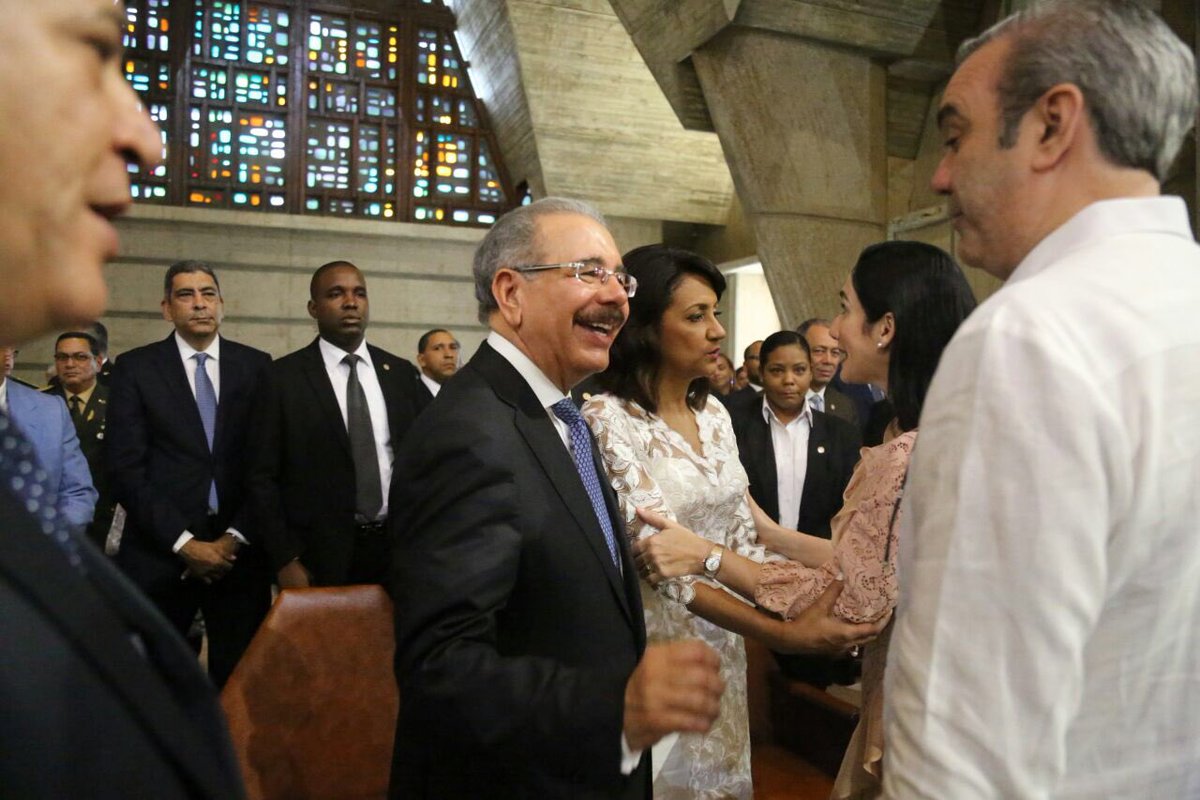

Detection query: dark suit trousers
xmin=148 ymin=516 xmax=271 ymax=687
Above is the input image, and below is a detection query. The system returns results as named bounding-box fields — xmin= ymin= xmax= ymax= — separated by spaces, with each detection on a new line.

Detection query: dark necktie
xmin=343 ymin=353 xmax=382 ymax=522
xmin=550 ymin=398 xmax=618 ymax=566
xmin=0 ymin=410 xmax=84 ymax=573
xmin=68 ymin=394 xmax=83 ymax=423
xmin=193 ymin=352 xmax=219 ymax=512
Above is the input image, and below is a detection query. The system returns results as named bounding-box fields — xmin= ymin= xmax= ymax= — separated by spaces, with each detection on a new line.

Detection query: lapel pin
xmin=383 ymin=363 xmax=390 ymax=371
xmin=817 ymin=446 xmax=826 ymax=454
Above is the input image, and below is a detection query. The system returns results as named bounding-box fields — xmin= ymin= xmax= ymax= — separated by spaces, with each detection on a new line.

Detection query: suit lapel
xmin=301 ymin=339 xmax=353 ymax=459
xmin=0 ymin=492 xmax=235 ymax=797
xmin=367 ymin=344 xmax=407 ymax=442
xmin=474 ymin=344 xmax=634 ymax=626
xmin=154 ymin=335 xmax=208 ymax=451
xmin=800 ymin=412 xmax=831 ymax=513
xmin=749 ymin=413 xmax=779 ymax=518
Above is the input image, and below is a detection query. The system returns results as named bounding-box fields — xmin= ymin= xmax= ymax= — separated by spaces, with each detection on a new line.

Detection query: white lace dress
xmin=583 ymin=393 xmax=766 ymax=800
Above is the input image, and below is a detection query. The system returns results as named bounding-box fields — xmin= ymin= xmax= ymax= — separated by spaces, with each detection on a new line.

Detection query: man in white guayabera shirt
xmin=884 ymin=1 xmax=1200 ymax=798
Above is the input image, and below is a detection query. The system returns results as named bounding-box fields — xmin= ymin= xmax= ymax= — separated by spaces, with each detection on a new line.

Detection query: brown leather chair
xmin=220 ymin=586 xmax=398 ymax=800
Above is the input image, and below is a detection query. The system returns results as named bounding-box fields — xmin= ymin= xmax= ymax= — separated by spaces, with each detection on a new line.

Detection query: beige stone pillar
xmin=691 ymin=29 xmax=887 ymax=327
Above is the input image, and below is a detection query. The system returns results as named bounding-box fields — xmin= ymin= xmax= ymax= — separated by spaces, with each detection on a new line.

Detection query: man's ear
xmin=306 ymin=299 xmax=317 ymax=321
xmin=161 ymin=298 xmax=172 ymax=323
xmin=492 ymin=269 xmax=524 ymax=328
xmin=1029 ymin=82 xmax=1086 ymax=172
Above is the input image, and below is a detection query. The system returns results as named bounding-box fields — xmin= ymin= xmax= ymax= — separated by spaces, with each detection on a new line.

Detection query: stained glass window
xmin=120 ymin=0 xmax=512 ymax=225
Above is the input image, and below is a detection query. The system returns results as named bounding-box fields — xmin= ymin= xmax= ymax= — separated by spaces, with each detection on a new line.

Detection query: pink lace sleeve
xmin=752 ymin=431 xmax=915 ymax=624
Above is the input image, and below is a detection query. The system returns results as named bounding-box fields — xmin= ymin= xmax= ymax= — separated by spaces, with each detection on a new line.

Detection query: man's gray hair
xmin=472 ymin=197 xmax=608 ymax=324
xmin=959 ymin=0 xmax=1197 ymax=182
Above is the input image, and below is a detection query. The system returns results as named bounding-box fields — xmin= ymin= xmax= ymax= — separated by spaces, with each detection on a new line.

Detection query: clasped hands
xmin=179 ymin=533 xmax=240 ymax=583
xmin=632 ymin=507 xmax=887 ymax=657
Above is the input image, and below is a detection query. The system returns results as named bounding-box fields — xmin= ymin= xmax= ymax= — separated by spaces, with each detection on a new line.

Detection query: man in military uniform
xmin=44 ymin=331 xmax=113 ymax=547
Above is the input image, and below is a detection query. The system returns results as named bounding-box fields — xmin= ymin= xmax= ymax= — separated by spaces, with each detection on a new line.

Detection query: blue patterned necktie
xmin=551 ymin=398 xmax=619 ymax=566
xmin=809 ymin=393 xmax=824 ymax=413
xmin=0 ymin=410 xmax=85 ymax=573
xmin=193 ymin=352 xmax=219 ymax=512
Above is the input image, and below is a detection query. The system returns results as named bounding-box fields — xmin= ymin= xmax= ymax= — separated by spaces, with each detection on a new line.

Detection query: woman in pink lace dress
xmin=636 ymin=241 xmax=976 ymax=799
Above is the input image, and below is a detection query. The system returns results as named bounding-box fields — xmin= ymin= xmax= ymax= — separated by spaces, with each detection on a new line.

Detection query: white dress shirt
xmin=420 ymin=372 xmax=442 ymax=398
xmin=175 ymin=331 xmax=221 ymax=400
xmin=0 ymin=377 xmax=8 ymax=414
xmin=884 ymin=197 xmax=1200 ymax=798
xmin=487 ymin=331 xmax=640 ymax=774
xmin=318 ymin=337 xmax=393 ymax=521
xmin=762 ymin=398 xmax=812 ymax=530
xmin=171 ymin=334 xmax=246 ymax=552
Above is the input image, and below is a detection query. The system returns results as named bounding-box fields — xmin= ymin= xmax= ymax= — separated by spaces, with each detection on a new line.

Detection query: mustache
xmin=575 ymin=308 xmax=626 ymax=329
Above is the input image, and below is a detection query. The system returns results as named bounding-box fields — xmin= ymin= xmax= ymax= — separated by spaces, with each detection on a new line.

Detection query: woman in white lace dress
xmin=581 ymin=244 xmax=756 ymax=799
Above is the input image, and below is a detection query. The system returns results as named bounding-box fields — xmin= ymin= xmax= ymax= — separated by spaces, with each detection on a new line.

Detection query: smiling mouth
xmin=575 ymin=309 xmax=625 ymax=337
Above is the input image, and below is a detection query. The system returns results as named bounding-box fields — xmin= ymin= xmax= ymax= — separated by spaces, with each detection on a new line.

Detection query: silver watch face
xmin=705 ymin=552 xmax=720 ymax=573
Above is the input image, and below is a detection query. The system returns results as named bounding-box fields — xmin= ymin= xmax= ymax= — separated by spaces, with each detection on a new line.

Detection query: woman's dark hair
xmin=759 ymin=330 xmax=810 ymax=366
xmin=597 ymin=244 xmax=726 ymax=413
xmin=851 ymin=241 xmax=976 ymax=431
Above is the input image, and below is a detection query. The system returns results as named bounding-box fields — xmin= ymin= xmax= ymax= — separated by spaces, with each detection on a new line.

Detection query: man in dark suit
xmin=798 ymin=318 xmax=860 ymax=427
xmin=731 ymin=330 xmax=862 ymax=686
xmin=390 ymin=198 xmax=724 ymax=799
xmin=249 ymin=261 xmax=424 ymax=588
xmin=414 ymin=326 xmax=460 ymax=403
xmin=0 ymin=4 xmax=243 ymax=795
xmin=107 ymin=260 xmax=272 ymax=688
xmin=44 ymin=331 xmax=115 ymax=546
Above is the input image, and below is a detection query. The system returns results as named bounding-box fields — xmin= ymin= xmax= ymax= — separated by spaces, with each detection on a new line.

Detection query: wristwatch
xmin=703 ymin=545 xmax=724 ymax=579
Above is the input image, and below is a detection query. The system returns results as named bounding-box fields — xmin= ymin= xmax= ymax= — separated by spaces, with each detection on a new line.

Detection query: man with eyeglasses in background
xmin=44 ymin=331 xmax=114 ymax=546
xmin=389 ymin=197 xmax=724 ymax=799
xmin=798 ymin=318 xmax=860 ymax=428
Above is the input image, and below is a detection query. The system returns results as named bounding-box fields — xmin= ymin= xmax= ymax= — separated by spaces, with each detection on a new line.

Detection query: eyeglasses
xmin=54 ymin=353 xmax=95 ymax=363
xmin=512 ymin=261 xmax=637 ymax=297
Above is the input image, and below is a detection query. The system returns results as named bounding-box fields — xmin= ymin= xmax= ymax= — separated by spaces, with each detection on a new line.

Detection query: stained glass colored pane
xmin=416 ymin=30 xmax=464 ymax=90
xmin=308 ymin=80 xmax=359 ymax=115
xmin=308 ymin=15 xmax=384 ymax=80
xmin=188 ymin=188 xmax=226 ymax=205
xmin=189 ymin=106 xmax=235 ymax=181
xmin=456 ymin=98 xmax=477 ymax=127
xmin=194 ymin=1 xmax=242 ymax=61
xmin=412 ymin=130 xmax=430 ymax=199
xmin=413 ymin=206 xmax=445 ymax=222
xmin=127 ymin=58 xmax=172 ymax=95
xmin=385 ymin=25 xmax=400 ymax=82
xmin=235 ymin=113 xmax=287 ymax=186
xmin=245 ymin=4 xmax=290 ymax=66
xmin=191 ymin=65 xmax=228 ymax=101
xmin=357 ymin=124 xmax=381 ymax=193
xmin=477 ymin=140 xmax=504 ymax=204
xmin=434 ymin=133 xmax=472 ymax=197
xmin=306 ymin=119 xmax=353 ymax=190
xmin=234 ymin=69 xmax=286 ymax=107
xmin=124 ymin=0 xmax=171 ymax=52
xmin=364 ymin=87 xmax=397 ymax=118
xmin=416 ymin=29 xmax=438 ymax=86
xmin=439 ymin=36 xmax=464 ymax=90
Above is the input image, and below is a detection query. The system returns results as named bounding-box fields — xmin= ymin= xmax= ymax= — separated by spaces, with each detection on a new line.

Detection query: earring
xmin=876 ymin=341 xmax=884 ymax=349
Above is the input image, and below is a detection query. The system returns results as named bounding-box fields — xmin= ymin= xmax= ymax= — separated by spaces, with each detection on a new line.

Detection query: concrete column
xmin=691 ymin=28 xmax=888 ymax=327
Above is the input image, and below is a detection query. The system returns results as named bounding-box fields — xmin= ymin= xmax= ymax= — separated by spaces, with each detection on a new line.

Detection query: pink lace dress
xmin=755 ymin=430 xmax=916 ymax=800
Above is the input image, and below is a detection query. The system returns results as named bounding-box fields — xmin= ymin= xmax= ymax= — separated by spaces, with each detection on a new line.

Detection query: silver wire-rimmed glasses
xmin=511 ymin=261 xmax=638 ymax=297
